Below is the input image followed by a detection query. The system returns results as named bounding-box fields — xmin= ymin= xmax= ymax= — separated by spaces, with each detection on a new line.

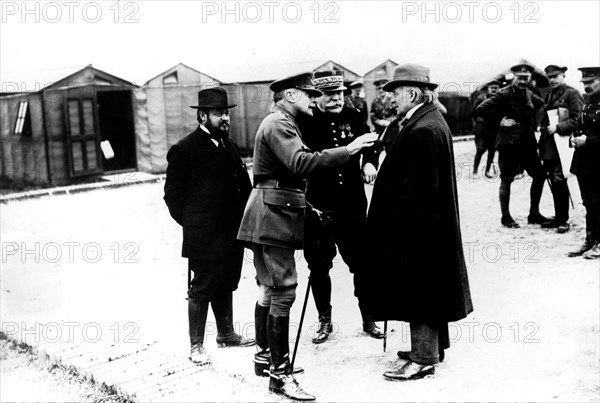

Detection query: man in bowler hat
xmin=477 ymin=64 xmax=548 ymax=228
xmin=297 ymin=70 xmax=384 ymax=345
xmin=569 ymin=67 xmax=600 ymax=259
xmin=164 ymin=87 xmax=254 ymax=366
xmin=538 ymin=65 xmax=584 ymax=233
xmin=237 ymin=72 xmax=377 ymax=400
xmin=365 ymin=63 xmax=473 ymax=381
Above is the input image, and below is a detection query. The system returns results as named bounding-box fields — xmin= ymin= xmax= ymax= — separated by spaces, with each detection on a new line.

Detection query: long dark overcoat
xmin=164 ymin=127 xmax=252 ymax=296
xmin=365 ymin=103 xmax=473 ymax=323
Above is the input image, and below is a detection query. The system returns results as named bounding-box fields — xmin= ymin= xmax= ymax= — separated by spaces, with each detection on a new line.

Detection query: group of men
xmin=163 ymin=61 xmax=598 ymax=401
xmin=472 ymin=63 xmax=600 ymax=260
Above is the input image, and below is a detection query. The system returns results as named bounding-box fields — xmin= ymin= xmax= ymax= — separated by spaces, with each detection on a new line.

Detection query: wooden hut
xmin=0 ymin=65 xmax=138 ymax=186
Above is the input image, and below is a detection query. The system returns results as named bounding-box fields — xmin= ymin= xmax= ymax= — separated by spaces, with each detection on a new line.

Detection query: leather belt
xmin=253 ymin=177 xmax=306 ymax=192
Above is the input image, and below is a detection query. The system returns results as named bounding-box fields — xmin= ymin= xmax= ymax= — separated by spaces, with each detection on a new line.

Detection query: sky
xmin=1 ymin=0 xmax=599 ymax=94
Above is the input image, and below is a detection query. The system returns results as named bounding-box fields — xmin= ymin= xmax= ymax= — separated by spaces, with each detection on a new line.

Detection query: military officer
xmin=471 ymin=80 xmax=502 ymax=178
xmin=539 ymin=65 xmax=584 ymax=233
xmin=476 ymin=64 xmax=549 ymax=228
xmin=344 ymin=78 xmax=369 ymax=125
xmin=237 ymin=72 xmax=377 ymax=400
xmin=568 ymin=67 xmax=600 ymax=259
xmin=370 ymin=78 xmax=397 ymax=135
xmin=297 ymin=70 xmax=383 ymax=345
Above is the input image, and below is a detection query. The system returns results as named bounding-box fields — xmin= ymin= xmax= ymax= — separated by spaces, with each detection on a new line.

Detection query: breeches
xmin=257 ymin=284 xmax=297 ymax=317
xmin=498 ymin=145 xmax=545 ymax=181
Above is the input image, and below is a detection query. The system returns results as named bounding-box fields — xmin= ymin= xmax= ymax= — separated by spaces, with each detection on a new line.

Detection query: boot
xmin=213 ymin=292 xmax=256 ymax=348
xmin=568 ymin=232 xmax=596 ymax=257
xmin=499 ymin=180 xmax=519 ymax=228
xmin=583 ymin=243 xmax=600 ymax=260
xmin=473 ymin=151 xmax=483 ymax=177
xmin=189 ymin=298 xmax=211 ymax=366
xmin=542 ymin=181 xmax=570 ymax=232
xmin=268 ymin=315 xmax=315 ymax=401
xmin=254 ymin=303 xmax=303 ymax=377
xmin=312 ymin=308 xmax=333 ymax=344
xmin=528 ymin=177 xmax=551 ymax=225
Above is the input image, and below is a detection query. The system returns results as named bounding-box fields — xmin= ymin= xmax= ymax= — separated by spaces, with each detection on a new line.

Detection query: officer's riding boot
xmin=543 ymin=181 xmax=570 ymax=232
xmin=310 ymin=273 xmax=333 ymax=344
xmin=485 ymin=153 xmax=496 ymax=178
xmin=528 ymin=177 xmax=550 ymax=225
xmin=473 ymin=151 xmax=483 ymax=176
xmin=568 ymin=232 xmax=596 ymax=257
xmin=213 ymin=292 xmax=256 ymax=348
xmin=267 ymin=315 xmax=315 ymax=401
xmin=500 ymin=180 xmax=519 ymax=228
xmin=254 ymin=303 xmax=271 ymax=376
xmin=188 ymin=298 xmax=211 ymax=366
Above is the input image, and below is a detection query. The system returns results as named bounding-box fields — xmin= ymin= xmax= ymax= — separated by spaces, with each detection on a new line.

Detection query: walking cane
xmin=383 ymin=321 xmax=388 ymax=352
xmin=291 ymin=276 xmax=312 ymax=371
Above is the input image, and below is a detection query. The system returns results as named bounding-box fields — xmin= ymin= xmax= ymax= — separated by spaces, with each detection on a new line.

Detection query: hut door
xmin=65 ymin=97 xmax=102 ymax=177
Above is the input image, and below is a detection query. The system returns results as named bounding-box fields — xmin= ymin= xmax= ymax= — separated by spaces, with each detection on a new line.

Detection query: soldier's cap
xmin=510 ymin=63 xmax=534 ymax=76
xmin=349 ymin=79 xmax=364 ymax=89
xmin=578 ymin=67 xmax=600 ymax=83
xmin=312 ymin=70 xmax=347 ymax=92
xmin=486 ymin=80 xmax=502 ymax=87
xmin=544 ymin=65 xmax=568 ymax=78
xmin=373 ymin=78 xmax=389 ymax=88
xmin=270 ymin=72 xmax=323 ymax=97
xmin=190 ymin=87 xmax=236 ymax=109
xmin=383 ymin=63 xmax=438 ymax=91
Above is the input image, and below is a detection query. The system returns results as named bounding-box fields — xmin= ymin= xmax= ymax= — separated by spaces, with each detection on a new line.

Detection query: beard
xmin=205 ymin=121 xmax=230 ymax=138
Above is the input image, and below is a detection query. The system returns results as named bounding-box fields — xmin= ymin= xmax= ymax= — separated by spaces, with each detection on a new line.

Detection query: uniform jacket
xmin=298 ymin=106 xmax=372 ymax=215
xmin=539 ymin=84 xmax=584 ymax=161
xmin=344 ymin=94 xmax=369 ymax=124
xmin=571 ymin=91 xmax=600 ymax=177
xmin=164 ymin=127 xmax=252 ymax=260
xmin=476 ymin=85 xmax=544 ymax=149
xmin=365 ymin=103 xmax=473 ymax=323
xmin=237 ymin=106 xmax=350 ymax=249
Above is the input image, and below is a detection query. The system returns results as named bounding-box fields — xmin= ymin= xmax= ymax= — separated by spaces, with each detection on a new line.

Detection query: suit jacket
xmin=539 ymin=84 xmax=584 ymax=161
xmin=365 ymin=103 xmax=473 ymax=323
xmin=237 ymin=106 xmax=350 ymax=250
xmin=164 ymin=127 xmax=251 ymax=260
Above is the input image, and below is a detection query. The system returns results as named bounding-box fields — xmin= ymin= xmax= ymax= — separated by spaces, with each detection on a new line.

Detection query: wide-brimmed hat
xmin=189 ymin=87 xmax=236 ymax=109
xmin=313 ymin=70 xmax=347 ymax=92
xmin=578 ymin=66 xmax=600 ymax=83
xmin=270 ymin=72 xmax=323 ymax=97
xmin=545 ymin=65 xmax=568 ymax=77
xmin=383 ymin=64 xmax=438 ymax=91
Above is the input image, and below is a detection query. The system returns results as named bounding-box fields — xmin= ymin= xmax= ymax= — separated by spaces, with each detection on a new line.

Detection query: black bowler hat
xmin=545 ymin=65 xmax=568 ymax=77
xmin=189 ymin=87 xmax=236 ymax=109
xmin=578 ymin=66 xmax=600 ymax=83
xmin=270 ymin=72 xmax=322 ymax=97
xmin=313 ymin=70 xmax=347 ymax=91
xmin=383 ymin=63 xmax=438 ymax=91
xmin=510 ymin=63 xmax=534 ymax=76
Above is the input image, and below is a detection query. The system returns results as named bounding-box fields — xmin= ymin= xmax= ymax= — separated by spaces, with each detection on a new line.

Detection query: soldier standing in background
xmin=344 ymin=78 xmax=369 ymax=125
xmin=476 ymin=64 xmax=549 ymax=229
xmin=471 ymin=81 xmax=501 ymax=178
xmin=539 ymin=65 xmax=584 ymax=233
xmin=568 ymin=67 xmax=600 ymax=259
xmin=370 ymin=78 xmax=397 ymax=136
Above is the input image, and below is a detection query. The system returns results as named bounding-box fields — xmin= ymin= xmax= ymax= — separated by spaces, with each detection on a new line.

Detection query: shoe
xmin=363 ymin=321 xmax=385 ymax=339
xmin=501 ymin=216 xmax=520 ymax=228
xmin=397 ymin=350 xmax=445 ymax=363
xmin=583 ymin=243 xmax=600 ymax=260
xmin=312 ymin=321 xmax=333 ymax=344
xmin=527 ymin=213 xmax=552 ymax=225
xmin=190 ymin=344 xmax=211 ymax=366
xmin=383 ymin=360 xmax=435 ymax=381
xmin=216 ymin=332 xmax=256 ymax=348
xmin=568 ymin=236 xmax=596 ymax=257
xmin=269 ymin=373 xmax=315 ymax=401
xmin=556 ymin=222 xmax=570 ymax=234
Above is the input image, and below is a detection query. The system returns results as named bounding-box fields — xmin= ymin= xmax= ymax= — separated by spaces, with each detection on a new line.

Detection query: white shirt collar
xmin=405 ymin=103 xmax=424 ymax=120
xmin=200 ymin=124 xmax=219 ymax=147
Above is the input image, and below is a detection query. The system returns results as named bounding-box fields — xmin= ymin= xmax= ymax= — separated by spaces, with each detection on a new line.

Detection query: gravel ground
xmin=1 ymin=140 xmax=598 ymax=402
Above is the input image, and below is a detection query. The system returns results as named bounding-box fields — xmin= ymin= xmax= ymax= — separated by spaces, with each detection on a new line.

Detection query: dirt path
xmin=1 ymin=141 xmax=598 ymax=402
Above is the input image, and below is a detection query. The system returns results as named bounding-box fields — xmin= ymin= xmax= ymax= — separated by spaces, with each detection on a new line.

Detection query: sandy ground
xmin=1 ymin=141 xmax=598 ymax=402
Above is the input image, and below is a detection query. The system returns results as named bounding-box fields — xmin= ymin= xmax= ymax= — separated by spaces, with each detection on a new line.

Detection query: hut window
xmin=14 ymin=101 xmax=32 ymax=136
xmin=163 ymin=71 xmax=178 ymax=85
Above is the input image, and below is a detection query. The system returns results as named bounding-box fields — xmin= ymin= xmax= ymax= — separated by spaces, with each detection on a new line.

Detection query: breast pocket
xmin=259 ymin=189 xmax=306 ymax=248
